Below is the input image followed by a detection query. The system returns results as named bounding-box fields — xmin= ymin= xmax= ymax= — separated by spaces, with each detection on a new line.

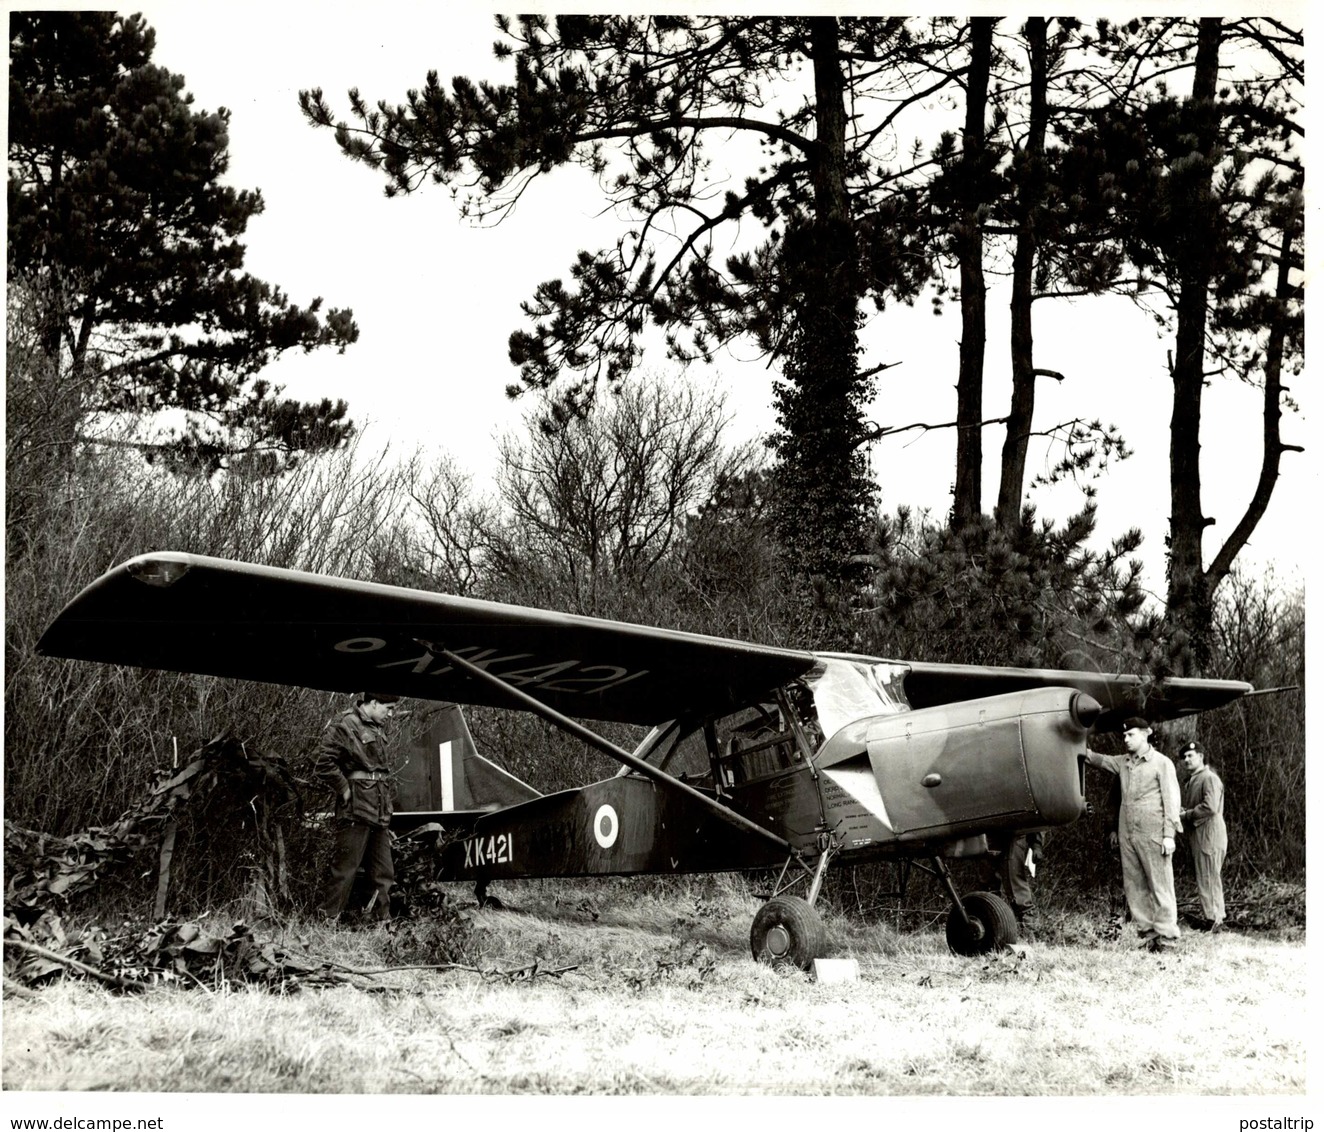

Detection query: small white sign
xmin=812 ymin=958 xmax=859 ymax=983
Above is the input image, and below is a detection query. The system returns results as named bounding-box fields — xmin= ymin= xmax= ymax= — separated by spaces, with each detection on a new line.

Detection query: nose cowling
xmin=1069 ymin=692 xmax=1102 ymax=732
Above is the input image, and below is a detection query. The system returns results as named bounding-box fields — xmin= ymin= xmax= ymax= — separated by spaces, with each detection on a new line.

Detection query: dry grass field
xmin=3 ymin=876 xmax=1306 ymax=1108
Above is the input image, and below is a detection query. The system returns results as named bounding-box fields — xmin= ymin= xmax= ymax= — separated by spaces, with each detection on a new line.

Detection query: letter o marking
xmin=593 ymin=804 xmax=619 ymax=849
xmin=335 ymin=637 xmax=386 ymax=653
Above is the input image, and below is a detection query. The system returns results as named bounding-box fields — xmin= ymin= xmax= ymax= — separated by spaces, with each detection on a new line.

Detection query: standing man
xmin=1085 ymin=716 xmax=1183 ymax=948
xmin=316 ymin=691 xmax=401 ymax=922
xmin=1178 ymin=740 xmax=1227 ymax=933
xmin=983 ymin=831 xmax=1044 ymax=937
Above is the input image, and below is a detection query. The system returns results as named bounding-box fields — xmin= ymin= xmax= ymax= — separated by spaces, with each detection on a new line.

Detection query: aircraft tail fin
xmin=394 ymin=703 xmax=541 ymax=822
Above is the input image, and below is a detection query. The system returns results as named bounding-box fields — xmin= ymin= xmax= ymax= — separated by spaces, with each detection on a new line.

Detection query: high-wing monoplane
xmin=38 ymin=552 xmax=1253 ymax=967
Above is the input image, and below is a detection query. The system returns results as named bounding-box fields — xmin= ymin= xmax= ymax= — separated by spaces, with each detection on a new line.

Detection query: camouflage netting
xmin=5 ymin=735 xmax=327 ymax=990
xmin=5 ymin=734 xmax=303 ymax=921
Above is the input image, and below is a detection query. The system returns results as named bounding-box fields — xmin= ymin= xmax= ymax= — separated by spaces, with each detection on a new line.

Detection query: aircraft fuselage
xmin=433 ymin=685 xmax=1096 ymax=883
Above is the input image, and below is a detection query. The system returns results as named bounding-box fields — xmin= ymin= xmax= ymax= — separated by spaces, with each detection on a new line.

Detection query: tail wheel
xmin=945 ymin=890 xmax=1019 ymax=956
xmin=750 ymin=895 xmax=825 ymax=970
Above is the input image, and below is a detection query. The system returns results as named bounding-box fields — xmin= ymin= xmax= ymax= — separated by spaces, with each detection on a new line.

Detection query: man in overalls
xmin=1086 ymin=716 xmax=1183 ymax=948
xmin=1178 ymin=739 xmax=1228 ymax=932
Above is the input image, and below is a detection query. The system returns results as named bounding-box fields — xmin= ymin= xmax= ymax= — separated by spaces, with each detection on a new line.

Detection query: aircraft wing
xmin=900 ymin=660 xmax=1253 ymax=728
xmin=36 ymin=552 xmax=816 ymax=726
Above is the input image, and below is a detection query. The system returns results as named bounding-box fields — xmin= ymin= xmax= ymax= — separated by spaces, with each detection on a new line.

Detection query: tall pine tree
xmin=1051 ymin=17 xmax=1303 ymax=672
xmin=8 ymin=11 xmax=360 ymax=473
xmin=301 ymin=15 xmax=948 ymax=582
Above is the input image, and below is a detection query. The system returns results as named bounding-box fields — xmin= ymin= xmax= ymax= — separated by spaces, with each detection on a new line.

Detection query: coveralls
xmin=1086 ymin=746 xmax=1183 ymax=939
xmin=1181 ymin=764 xmax=1227 ymax=927
xmin=316 ymin=706 xmax=396 ymax=919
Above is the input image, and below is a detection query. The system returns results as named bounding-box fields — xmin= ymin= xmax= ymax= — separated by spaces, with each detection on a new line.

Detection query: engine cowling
xmin=818 ymin=686 xmax=1097 ymax=844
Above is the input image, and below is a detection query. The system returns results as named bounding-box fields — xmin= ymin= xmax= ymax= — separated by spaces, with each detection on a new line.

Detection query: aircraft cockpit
xmin=629 ymin=655 xmax=913 ymax=792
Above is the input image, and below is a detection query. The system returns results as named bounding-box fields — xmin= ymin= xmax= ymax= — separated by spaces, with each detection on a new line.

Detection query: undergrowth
xmin=4 ymin=875 xmax=1306 ymax=1096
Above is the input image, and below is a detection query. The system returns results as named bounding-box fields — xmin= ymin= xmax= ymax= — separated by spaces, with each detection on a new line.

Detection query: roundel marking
xmin=335 ymin=637 xmax=386 ymax=653
xmin=593 ymin=803 xmax=619 ymax=849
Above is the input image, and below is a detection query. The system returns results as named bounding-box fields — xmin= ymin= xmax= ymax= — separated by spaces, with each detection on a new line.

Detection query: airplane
xmin=37 ymin=551 xmax=1254 ymax=968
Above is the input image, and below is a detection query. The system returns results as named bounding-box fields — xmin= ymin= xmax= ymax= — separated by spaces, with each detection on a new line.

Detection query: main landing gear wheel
xmin=750 ymin=895 xmax=825 ymax=970
xmin=945 ymin=890 xmax=1019 ymax=956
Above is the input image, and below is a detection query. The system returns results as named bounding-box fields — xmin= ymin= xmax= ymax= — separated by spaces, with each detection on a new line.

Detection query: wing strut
xmin=434 ymin=645 xmax=796 ymax=855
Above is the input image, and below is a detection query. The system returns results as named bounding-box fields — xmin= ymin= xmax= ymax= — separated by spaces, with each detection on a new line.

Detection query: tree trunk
xmin=809 ymin=16 xmax=851 ymax=230
xmin=1164 ymin=17 xmax=1222 ymax=676
xmin=1206 ymin=193 xmax=1303 ymax=592
xmin=953 ymin=17 xmax=995 ymax=527
xmin=996 ymin=17 xmax=1048 ymax=528
xmin=771 ymin=16 xmax=871 ymax=583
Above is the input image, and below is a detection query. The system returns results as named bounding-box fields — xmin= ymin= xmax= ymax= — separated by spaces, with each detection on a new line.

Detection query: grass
xmin=2 ymin=876 xmax=1306 ymax=1096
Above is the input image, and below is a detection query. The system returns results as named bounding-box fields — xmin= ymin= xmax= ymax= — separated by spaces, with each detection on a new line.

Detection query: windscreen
xmin=805 ymin=656 xmax=911 ymax=740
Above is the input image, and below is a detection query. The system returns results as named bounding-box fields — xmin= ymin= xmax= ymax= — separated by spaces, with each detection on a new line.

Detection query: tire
xmin=750 ymin=895 xmax=825 ymax=970
xmin=945 ymin=890 xmax=1019 ymax=956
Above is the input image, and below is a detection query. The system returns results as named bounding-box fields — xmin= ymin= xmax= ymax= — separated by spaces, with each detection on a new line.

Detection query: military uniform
xmin=1181 ymin=761 xmax=1227 ymax=929
xmin=1086 ymin=745 xmax=1183 ymax=940
xmin=316 ymin=703 xmax=396 ymax=919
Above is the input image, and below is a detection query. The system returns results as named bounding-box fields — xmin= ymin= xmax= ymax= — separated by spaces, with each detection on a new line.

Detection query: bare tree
xmin=490 ymin=374 xmax=747 ymax=615
xmin=394 ymin=452 xmax=499 ymax=595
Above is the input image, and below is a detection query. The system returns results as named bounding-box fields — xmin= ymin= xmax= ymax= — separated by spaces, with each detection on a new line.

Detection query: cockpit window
xmin=643 ymin=704 xmax=774 ymax=763
xmin=635 ymin=701 xmax=795 ymax=785
xmin=649 ymin=720 xmax=713 ymax=778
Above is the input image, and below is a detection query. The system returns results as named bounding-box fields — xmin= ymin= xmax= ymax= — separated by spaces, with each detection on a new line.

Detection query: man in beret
xmin=1086 ymin=716 xmax=1184 ymax=947
xmin=316 ymin=691 xmax=402 ymax=921
xmin=1178 ymin=740 xmax=1227 ymax=932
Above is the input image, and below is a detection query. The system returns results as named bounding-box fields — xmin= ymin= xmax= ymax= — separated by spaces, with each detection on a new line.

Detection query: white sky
xmin=83 ymin=5 xmax=1317 ymax=593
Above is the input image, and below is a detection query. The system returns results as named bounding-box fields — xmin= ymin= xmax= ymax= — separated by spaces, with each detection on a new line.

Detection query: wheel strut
xmin=805 ymin=844 xmax=834 ymax=907
xmin=931 ymin=855 xmax=974 ymax=931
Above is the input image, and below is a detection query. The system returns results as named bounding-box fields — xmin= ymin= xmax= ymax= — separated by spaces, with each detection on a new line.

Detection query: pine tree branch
xmin=577 ymin=115 xmax=813 ymax=156
xmin=865 ymin=415 xmax=1010 ymax=441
